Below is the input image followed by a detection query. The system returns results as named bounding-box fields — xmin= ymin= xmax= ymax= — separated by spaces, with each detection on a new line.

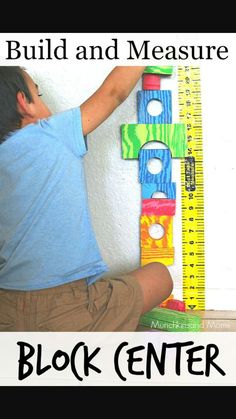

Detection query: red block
xmin=142 ymin=198 xmax=176 ymax=216
xmin=166 ymin=299 xmax=186 ymax=312
xmin=142 ymin=74 xmax=161 ymax=90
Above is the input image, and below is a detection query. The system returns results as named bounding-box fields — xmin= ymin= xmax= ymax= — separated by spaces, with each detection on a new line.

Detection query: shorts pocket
xmin=36 ymin=289 xmax=93 ymax=331
xmin=88 ymin=280 xmax=112 ymax=313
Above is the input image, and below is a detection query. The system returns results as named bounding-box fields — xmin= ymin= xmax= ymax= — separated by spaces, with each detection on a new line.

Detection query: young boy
xmin=0 ymin=66 xmax=173 ymax=331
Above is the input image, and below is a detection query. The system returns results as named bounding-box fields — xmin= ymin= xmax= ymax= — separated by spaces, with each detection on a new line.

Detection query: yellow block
xmin=141 ymin=247 xmax=174 ymax=266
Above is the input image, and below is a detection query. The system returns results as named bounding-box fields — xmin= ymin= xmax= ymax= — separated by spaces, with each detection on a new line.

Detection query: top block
xmin=144 ymin=66 xmax=174 ymax=75
xmin=142 ymin=74 xmax=161 ymax=90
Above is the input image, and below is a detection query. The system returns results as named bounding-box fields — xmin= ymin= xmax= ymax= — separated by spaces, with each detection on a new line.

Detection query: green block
xmin=144 ymin=66 xmax=174 ymax=75
xmin=139 ymin=307 xmax=201 ymax=332
xmin=121 ymin=124 xmax=187 ymax=159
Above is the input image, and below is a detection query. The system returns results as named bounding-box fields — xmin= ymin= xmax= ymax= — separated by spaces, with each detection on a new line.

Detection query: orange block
xmin=140 ymin=215 xmax=173 ymax=248
xmin=141 ymin=247 xmax=174 ymax=266
xmin=159 ymin=294 xmax=174 ymax=308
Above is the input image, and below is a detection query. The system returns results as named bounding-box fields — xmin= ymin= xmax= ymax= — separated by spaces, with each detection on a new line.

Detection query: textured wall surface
xmin=26 ymin=63 xmax=236 ymax=309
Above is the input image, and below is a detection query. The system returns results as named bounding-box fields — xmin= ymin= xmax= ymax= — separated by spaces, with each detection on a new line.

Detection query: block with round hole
xmin=138 ymin=90 xmax=172 ymax=124
xmin=141 ymin=247 xmax=174 ymax=266
xmin=121 ymin=123 xmax=187 ymax=159
xmin=139 ymin=149 xmax=172 ymax=183
xmin=142 ymin=198 xmax=176 ymax=216
xmin=140 ymin=215 xmax=173 ymax=249
xmin=141 ymin=182 xmax=176 ymax=199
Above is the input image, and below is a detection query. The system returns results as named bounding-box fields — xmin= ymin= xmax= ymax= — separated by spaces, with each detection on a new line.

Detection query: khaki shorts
xmin=0 ymin=275 xmax=143 ymax=331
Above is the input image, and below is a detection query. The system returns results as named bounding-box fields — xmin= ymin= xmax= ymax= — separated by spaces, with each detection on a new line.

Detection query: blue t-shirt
xmin=0 ymin=108 xmax=108 ymax=290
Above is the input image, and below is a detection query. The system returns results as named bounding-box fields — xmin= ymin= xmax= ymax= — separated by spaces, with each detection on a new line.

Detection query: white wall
xmin=6 ymin=33 xmax=235 ymax=310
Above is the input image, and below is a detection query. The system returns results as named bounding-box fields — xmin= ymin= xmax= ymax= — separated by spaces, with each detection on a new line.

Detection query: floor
xmin=137 ymin=310 xmax=236 ymax=332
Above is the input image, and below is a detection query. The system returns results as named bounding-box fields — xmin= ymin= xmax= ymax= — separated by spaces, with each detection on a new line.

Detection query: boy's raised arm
xmin=80 ymin=66 xmax=146 ymax=136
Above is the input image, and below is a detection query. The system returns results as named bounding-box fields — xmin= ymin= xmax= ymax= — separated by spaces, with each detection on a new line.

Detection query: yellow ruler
xmin=178 ymin=66 xmax=205 ymax=310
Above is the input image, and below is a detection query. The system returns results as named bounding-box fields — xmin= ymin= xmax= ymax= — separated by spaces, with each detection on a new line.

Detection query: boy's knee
xmin=149 ymin=262 xmax=173 ymax=294
xmin=147 ymin=261 xmax=171 ymax=278
xmin=164 ymin=269 xmax=173 ymax=296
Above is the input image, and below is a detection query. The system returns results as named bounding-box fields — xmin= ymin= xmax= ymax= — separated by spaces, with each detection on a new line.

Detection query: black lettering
xmin=76 ymin=45 xmax=88 ymax=60
xmin=84 ymin=345 xmax=101 ymax=376
xmin=90 ymin=45 xmax=103 ymax=59
xmin=127 ymin=40 xmax=149 ymax=59
xmin=38 ymin=39 xmax=45 ymax=59
xmin=191 ymin=45 xmax=204 ymax=60
xmin=114 ymin=342 xmax=128 ymax=381
xmin=105 ymin=38 xmax=118 ymax=59
xmin=54 ymin=38 xmax=67 ymax=60
xmin=70 ymin=342 xmax=85 ymax=381
xmin=178 ymin=45 xmax=188 ymax=60
xmin=205 ymin=344 xmax=226 ymax=376
xmin=186 ymin=345 xmax=204 ymax=374
xmin=146 ymin=342 xmax=166 ymax=378
xmin=17 ymin=341 xmax=35 ymax=380
xmin=165 ymin=45 xmax=177 ymax=60
xmin=126 ymin=345 xmax=145 ymax=375
xmin=36 ymin=344 xmax=51 ymax=376
xmin=6 ymin=40 xmax=21 ymax=59
xmin=52 ymin=350 xmax=70 ymax=371
xmin=6 ymin=38 xmax=67 ymax=60
xmin=152 ymin=45 xmax=163 ymax=59
xmin=217 ymin=46 xmax=228 ymax=60
xmin=166 ymin=341 xmax=194 ymax=375
xmin=206 ymin=45 xmax=216 ymax=59
xmin=23 ymin=45 xmax=37 ymax=60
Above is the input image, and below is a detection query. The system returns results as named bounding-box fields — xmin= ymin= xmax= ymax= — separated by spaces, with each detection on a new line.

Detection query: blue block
xmin=142 ymin=183 xmax=176 ymax=199
xmin=137 ymin=90 xmax=172 ymax=124
xmin=139 ymin=149 xmax=172 ymax=184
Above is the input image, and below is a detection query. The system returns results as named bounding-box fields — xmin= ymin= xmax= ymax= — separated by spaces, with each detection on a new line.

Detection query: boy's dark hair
xmin=0 ymin=66 xmax=33 ymax=144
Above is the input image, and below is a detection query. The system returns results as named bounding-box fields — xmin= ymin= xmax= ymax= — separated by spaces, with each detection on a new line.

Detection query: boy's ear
xmin=16 ymin=91 xmax=34 ymax=116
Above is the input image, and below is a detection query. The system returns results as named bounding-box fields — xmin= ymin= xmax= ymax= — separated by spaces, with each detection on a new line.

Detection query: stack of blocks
xmin=121 ymin=66 xmax=202 ymax=331
xmin=121 ymin=66 xmax=188 ymax=268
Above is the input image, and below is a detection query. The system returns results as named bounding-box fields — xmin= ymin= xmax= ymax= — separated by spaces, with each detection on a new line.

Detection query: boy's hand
xmin=80 ymin=66 xmax=145 ymax=136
